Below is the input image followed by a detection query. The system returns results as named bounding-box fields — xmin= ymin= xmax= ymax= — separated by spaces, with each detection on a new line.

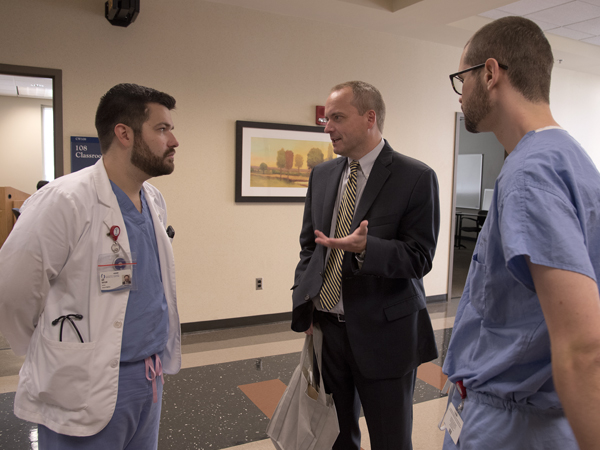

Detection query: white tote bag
xmin=266 ymin=324 xmax=339 ymax=450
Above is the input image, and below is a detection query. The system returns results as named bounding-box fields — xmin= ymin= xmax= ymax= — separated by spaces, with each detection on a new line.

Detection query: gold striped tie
xmin=319 ymin=160 xmax=360 ymax=311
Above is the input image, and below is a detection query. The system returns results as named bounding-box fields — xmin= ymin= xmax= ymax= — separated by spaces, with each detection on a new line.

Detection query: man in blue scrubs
xmin=443 ymin=17 xmax=600 ymax=450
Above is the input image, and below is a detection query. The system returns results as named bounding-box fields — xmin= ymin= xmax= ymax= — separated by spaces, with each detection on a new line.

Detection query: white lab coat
xmin=0 ymin=159 xmax=181 ymax=436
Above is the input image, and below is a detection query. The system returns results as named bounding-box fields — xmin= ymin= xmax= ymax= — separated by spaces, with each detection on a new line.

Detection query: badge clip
xmin=107 ymin=225 xmax=121 ymax=253
xmin=108 ymin=225 xmax=120 ymax=241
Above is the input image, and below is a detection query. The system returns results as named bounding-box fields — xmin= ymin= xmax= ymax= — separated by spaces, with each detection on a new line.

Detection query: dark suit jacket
xmin=291 ymin=141 xmax=440 ymax=380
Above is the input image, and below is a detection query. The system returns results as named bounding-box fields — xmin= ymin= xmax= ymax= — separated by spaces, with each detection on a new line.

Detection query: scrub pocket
xmin=23 ymin=326 xmax=96 ymax=411
xmin=467 ymin=234 xmax=488 ymax=316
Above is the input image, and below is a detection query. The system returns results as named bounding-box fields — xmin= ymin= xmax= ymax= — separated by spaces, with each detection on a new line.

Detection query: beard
xmin=463 ymin=76 xmax=491 ymax=134
xmin=130 ymin=136 xmax=175 ymax=177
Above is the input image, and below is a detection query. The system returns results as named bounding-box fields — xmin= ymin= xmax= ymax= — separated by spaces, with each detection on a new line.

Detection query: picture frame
xmin=235 ymin=121 xmax=333 ymax=202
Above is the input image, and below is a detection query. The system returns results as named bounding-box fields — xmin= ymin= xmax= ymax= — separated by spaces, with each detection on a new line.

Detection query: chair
xmin=460 ymin=210 xmax=487 ymax=242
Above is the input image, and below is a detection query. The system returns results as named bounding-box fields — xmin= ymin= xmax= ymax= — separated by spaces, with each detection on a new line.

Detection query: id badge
xmin=439 ymin=383 xmax=464 ymax=445
xmin=442 ymin=402 xmax=463 ymax=444
xmin=98 ymin=252 xmax=137 ymax=291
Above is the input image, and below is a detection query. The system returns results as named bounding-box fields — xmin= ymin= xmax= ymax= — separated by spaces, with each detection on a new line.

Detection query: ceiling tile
xmin=0 ymin=76 xmax=17 ymax=97
xmin=565 ymin=15 xmax=600 ymax=34
xmin=479 ymin=9 xmax=515 ymax=20
xmin=17 ymin=86 xmax=53 ymax=99
xmin=580 ymin=0 xmax=600 ymax=6
xmin=581 ymin=35 xmax=600 ymax=43
xmin=526 ymin=1 xmax=600 ymax=26
xmin=526 ymin=17 xmax=562 ymax=29
xmin=547 ymin=26 xmax=594 ymax=38
xmin=0 ymin=74 xmax=52 ymax=98
xmin=498 ymin=0 xmax=572 ymax=16
xmin=0 ymin=76 xmax=15 ymax=89
xmin=13 ymin=76 xmax=52 ymax=89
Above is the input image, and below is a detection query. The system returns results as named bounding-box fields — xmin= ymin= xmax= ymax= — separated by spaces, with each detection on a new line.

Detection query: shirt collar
xmin=534 ymin=126 xmax=564 ymax=133
xmin=348 ymin=138 xmax=385 ymax=178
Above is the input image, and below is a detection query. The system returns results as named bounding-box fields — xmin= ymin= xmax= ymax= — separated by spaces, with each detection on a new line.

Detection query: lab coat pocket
xmin=23 ymin=331 xmax=96 ymax=411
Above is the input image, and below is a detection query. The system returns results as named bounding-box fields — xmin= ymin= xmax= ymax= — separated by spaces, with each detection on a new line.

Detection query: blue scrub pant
xmin=442 ymin=387 xmax=579 ymax=450
xmin=38 ymin=355 xmax=163 ymax=450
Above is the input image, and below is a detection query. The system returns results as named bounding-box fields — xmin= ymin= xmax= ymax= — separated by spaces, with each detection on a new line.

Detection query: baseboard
xmin=181 ymin=294 xmax=449 ymax=333
xmin=181 ymin=312 xmax=292 ymax=334
xmin=426 ymin=294 xmax=448 ymax=303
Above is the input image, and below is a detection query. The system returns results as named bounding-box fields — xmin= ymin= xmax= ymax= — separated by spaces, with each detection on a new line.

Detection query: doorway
xmin=0 ymin=63 xmax=63 ymax=189
xmin=448 ymin=113 xmax=505 ymax=301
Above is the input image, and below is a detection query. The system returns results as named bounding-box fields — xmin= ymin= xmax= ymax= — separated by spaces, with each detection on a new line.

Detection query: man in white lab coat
xmin=0 ymin=83 xmax=182 ymax=449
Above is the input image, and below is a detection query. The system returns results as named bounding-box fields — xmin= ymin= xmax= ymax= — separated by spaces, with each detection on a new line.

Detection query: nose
xmin=169 ymin=132 xmax=179 ymax=148
xmin=458 ymin=95 xmax=463 ymax=105
xmin=324 ymin=120 xmax=333 ymax=133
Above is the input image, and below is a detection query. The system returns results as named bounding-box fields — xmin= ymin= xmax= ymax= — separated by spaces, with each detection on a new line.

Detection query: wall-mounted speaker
xmin=105 ymin=0 xmax=140 ymax=27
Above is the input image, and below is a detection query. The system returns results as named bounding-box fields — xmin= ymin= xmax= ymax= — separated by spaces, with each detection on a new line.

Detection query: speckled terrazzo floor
xmin=0 ymin=298 xmax=460 ymax=450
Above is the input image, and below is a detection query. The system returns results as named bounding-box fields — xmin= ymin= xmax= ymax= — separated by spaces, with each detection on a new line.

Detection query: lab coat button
xmin=110 ymin=359 xmax=118 ymax=368
xmin=114 ymin=321 xmax=123 ymax=328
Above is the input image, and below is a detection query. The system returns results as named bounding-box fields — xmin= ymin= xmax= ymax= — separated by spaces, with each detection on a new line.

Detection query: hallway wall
xmin=1 ymin=0 xmax=599 ymax=324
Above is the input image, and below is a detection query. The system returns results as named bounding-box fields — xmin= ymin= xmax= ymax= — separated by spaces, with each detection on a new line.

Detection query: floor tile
xmin=417 ymin=362 xmax=448 ymax=391
xmin=238 ymin=379 xmax=287 ymax=419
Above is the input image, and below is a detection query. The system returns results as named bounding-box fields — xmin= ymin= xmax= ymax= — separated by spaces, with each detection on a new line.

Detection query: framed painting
xmin=235 ymin=121 xmax=334 ymax=202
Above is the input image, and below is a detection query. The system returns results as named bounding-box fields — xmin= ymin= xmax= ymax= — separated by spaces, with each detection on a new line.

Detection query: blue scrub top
xmin=111 ymin=182 xmax=169 ymax=363
xmin=443 ymin=128 xmax=600 ymax=409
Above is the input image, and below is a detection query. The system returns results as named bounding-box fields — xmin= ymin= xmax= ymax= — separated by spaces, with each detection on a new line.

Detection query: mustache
xmin=163 ymin=148 xmax=176 ymax=158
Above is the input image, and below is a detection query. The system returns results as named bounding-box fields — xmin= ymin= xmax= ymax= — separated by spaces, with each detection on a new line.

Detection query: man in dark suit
xmin=291 ymin=81 xmax=440 ymax=450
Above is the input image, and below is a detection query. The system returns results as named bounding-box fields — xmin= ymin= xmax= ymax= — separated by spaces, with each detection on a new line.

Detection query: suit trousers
xmin=314 ymin=310 xmax=416 ymax=450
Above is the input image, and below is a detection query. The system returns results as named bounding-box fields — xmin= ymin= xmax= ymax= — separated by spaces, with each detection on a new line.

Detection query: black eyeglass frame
xmin=449 ymin=62 xmax=509 ymax=95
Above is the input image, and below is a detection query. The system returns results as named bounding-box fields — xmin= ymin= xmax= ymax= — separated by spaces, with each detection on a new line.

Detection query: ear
xmin=113 ymin=123 xmax=135 ymax=149
xmin=366 ymin=110 xmax=377 ymax=129
xmin=484 ymin=58 xmax=503 ymax=91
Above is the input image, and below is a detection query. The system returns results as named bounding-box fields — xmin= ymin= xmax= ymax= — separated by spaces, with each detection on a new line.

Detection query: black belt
xmin=315 ymin=309 xmax=345 ymax=323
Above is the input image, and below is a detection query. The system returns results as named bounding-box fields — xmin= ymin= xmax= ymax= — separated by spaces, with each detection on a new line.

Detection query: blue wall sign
xmin=71 ymin=136 xmax=101 ymax=172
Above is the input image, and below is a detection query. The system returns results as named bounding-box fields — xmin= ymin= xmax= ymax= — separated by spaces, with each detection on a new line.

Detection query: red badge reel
xmin=108 ymin=225 xmax=121 ymax=253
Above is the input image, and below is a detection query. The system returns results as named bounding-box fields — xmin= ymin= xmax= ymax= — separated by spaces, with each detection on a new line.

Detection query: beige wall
xmin=1 ymin=0 xmax=599 ymax=324
xmin=550 ymin=67 xmax=600 ymax=169
xmin=0 ymin=96 xmax=51 ymax=194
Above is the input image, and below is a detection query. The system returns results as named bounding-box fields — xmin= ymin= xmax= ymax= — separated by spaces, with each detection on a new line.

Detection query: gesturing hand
xmin=314 ymin=220 xmax=368 ymax=253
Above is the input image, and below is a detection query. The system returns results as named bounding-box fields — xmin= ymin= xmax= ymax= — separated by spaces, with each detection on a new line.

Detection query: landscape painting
xmin=236 ymin=121 xmax=334 ymax=202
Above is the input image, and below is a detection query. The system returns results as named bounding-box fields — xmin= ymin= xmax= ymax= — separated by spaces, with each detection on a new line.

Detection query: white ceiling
xmin=481 ymin=0 xmax=600 ymax=46
xmin=204 ymin=0 xmax=600 ymax=75
xmin=3 ymin=0 xmax=600 ymax=83
xmin=0 ymin=75 xmax=53 ymax=99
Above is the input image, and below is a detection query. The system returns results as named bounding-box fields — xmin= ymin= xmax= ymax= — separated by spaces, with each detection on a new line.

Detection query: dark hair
xmin=36 ymin=180 xmax=49 ymax=190
xmin=465 ymin=16 xmax=553 ymax=103
xmin=331 ymin=81 xmax=386 ymax=132
xmin=95 ymin=83 xmax=176 ymax=153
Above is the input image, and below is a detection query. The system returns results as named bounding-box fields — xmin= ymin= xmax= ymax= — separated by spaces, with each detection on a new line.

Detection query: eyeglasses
xmin=449 ymin=62 xmax=508 ymax=95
